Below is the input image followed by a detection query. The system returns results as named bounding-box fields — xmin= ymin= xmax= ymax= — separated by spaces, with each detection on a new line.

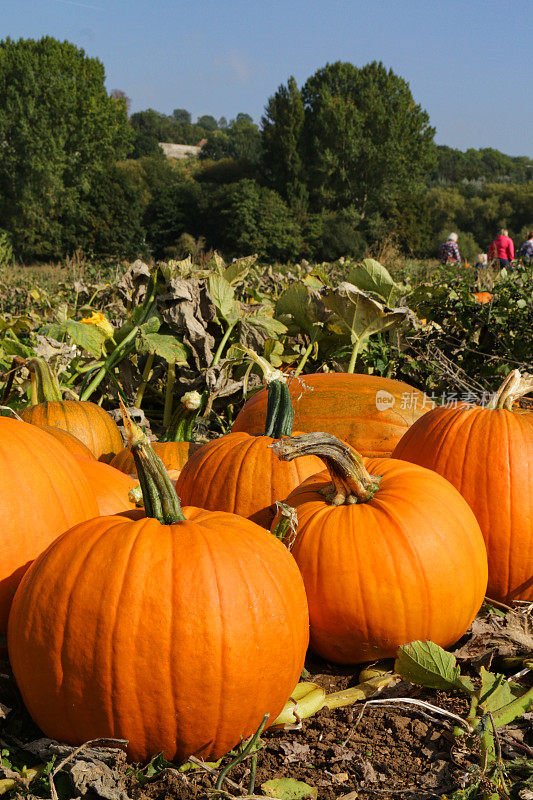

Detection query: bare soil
xmin=1 ymin=611 xmax=532 ymax=800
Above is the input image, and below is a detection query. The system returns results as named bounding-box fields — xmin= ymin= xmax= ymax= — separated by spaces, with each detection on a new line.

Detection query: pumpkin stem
xmin=161 ymin=390 xmax=204 ymax=442
xmin=119 ymin=397 xmax=186 ymax=524
xmin=26 ymin=358 xmax=62 ymax=403
xmin=272 ymin=502 xmax=298 ymax=550
xmin=235 ymin=347 xmax=294 ymax=437
xmin=265 ymin=380 xmax=294 ymax=438
xmin=486 ymin=370 xmax=533 ymax=411
xmin=273 ymin=433 xmax=381 ymax=505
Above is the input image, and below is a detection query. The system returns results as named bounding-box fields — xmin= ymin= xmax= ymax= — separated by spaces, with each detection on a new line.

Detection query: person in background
xmin=474 ymin=253 xmax=488 ymax=271
xmin=488 ymin=229 xmax=514 ymax=269
xmin=518 ymin=231 xmax=533 ymax=261
xmin=440 ymin=232 xmax=461 ymax=265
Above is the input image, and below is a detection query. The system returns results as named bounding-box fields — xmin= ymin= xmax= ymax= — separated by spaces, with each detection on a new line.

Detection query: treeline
xmin=0 ymin=37 xmax=532 ymax=264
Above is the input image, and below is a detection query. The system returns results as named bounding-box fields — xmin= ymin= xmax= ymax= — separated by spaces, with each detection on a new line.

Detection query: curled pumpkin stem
xmin=273 ymin=433 xmax=381 ymax=505
xmin=486 ymin=370 xmax=533 ymax=411
xmin=236 ymin=345 xmax=287 ymax=386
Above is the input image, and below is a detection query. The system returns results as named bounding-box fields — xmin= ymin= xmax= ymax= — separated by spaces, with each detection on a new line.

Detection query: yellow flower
xmin=81 ymin=311 xmax=114 ymax=339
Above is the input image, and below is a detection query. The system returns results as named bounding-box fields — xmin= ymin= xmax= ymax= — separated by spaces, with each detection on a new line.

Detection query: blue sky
xmin=3 ymin=0 xmax=531 ymax=156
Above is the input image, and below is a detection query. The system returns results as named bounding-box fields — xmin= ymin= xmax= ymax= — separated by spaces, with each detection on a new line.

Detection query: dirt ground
xmin=1 ymin=608 xmax=532 ymax=800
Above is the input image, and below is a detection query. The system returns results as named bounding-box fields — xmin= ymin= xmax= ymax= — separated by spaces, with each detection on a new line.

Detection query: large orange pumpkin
xmin=0 ymin=418 xmax=98 ymax=632
xmin=232 ymin=373 xmax=432 ymax=457
xmin=39 ymin=426 xmax=97 ymax=461
xmin=393 ymin=370 xmax=533 ymax=602
xmin=177 ymin=379 xmax=323 ymax=528
xmin=8 ymin=429 xmax=309 ymax=763
xmin=21 ymin=401 xmax=123 ymax=462
xmin=272 ymin=433 xmax=488 ymax=664
xmin=74 ymin=458 xmax=138 ymax=516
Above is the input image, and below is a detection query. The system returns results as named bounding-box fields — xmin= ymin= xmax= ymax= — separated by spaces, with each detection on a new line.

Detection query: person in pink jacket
xmin=488 ymin=229 xmax=515 ymax=269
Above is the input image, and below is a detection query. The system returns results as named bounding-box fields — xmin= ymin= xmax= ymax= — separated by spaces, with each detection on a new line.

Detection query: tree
xmin=301 ymin=61 xmax=435 ymax=218
xmin=111 ymin=89 xmax=131 ymax=115
xmin=262 ymin=76 xmax=306 ymax=208
xmin=201 ymin=179 xmax=302 ymax=261
xmin=200 ymin=117 xmax=262 ymax=165
xmin=173 ymin=108 xmax=191 ymax=124
xmin=0 ymin=37 xmax=132 ymax=259
xmin=197 ymin=114 xmax=218 ymax=131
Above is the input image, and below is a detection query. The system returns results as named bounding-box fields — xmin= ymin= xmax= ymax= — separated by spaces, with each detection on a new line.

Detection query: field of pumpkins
xmin=0 ymin=254 xmax=531 ymax=800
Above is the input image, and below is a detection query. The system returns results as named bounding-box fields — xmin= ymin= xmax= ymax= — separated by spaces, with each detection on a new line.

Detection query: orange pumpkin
xmin=21 ymin=400 xmax=123 ymax=462
xmin=111 ymin=441 xmax=199 ymax=480
xmin=74 ymin=458 xmax=138 ymax=516
xmin=393 ymin=370 xmax=533 ymax=602
xmin=0 ymin=418 xmax=98 ymax=632
xmin=39 ymin=426 xmax=97 ymax=461
xmin=177 ymin=379 xmax=323 ymax=528
xmin=232 ymin=373 xmax=432 ymax=457
xmin=8 ymin=427 xmax=309 ymax=763
xmin=20 ymin=358 xmax=122 ymax=462
xmin=272 ymin=433 xmax=488 ymax=664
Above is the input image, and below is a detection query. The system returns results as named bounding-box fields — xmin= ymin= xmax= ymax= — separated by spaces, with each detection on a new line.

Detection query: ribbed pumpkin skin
xmin=0 ymin=419 xmax=98 ymax=632
xmin=21 ymin=401 xmax=123 ymax=462
xmin=393 ymin=405 xmax=533 ymax=602
xmin=176 ymin=432 xmax=323 ymax=528
xmin=74 ymin=458 xmax=138 ymax=516
xmin=111 ymin=441 xmax=199 ymax=478
xmin=39 ymin=426 xmax=97 ymax=461
xmin=232 ymin=374 xmax=431 ymax=457
xmin=280 ymin=458 xmax=487 ymax=664
xmin=8 ymin=510 xmax=309 ymax=763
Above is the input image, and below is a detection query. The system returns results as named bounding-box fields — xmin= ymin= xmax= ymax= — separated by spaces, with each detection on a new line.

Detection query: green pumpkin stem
xmin=265 ymin=380 xmax=294 ymax=438
xmin=119 ymin=397 xmax=186 ymax=524
xmin=273 ymin=432 xmax=381 ymax=505
xmin=161 ymin=390 xmax=204 ymax=443
xmin=235 ymin=346 xmax=294 ymax=438
xmin=486 ymin=370 xmax=533 ymax=411
xmin=26 ymin=358 xmax=62 ymax=404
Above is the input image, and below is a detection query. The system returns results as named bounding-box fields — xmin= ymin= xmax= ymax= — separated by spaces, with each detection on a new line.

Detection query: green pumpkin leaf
xmin=2 ymin=339 xmax=33 ymax=358
xmin=324 ymin=283 xmax=407 ymax=347
xmin=262 ymin=777 xmax=318 ymax=799
xmin=139 ymin=316 xmax=160 ymax=335
xmin=275 ymin=282 xmax=329 ymax=339
xmin=479 ymin=667 xmax=515 ymax=713
xmin=302 ymin=274 xmax=324 ymax=292
xmin=65 ymin=321 xmax=108 ymax=358
xmin=246 ymin=310 xmax=288 ymax=336
xmin=347 ymin=258 xmax=399 ymax=304
xmin=263 ymin=338 xmax=285 ymax=367
xmin=395 ymin=641 xmax=474 ymax=694
xmin=208 ymin=274 xmax=241 ymax=325
xmin=136 ymin=332 xmax=188 ymax=364
xmin=223 ymin=255 xmax=257 ymax=285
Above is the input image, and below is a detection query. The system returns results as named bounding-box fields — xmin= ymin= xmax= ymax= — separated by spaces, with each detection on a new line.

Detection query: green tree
xmin=138 ymin=156 xmax=201 ymax=258
xmin=262 ymin=76 xmax=307 ymax=208
xmin=200 ymin=116 xmax=262 ymax=164
xmin=0 ymin=36 xmax=132 ymax=259
xmin=301 ymin=61 xmax=435 ymax=217
xmin=173 ymin=108 xmax=191 ymax=124
xmin=201 ymin=179 xmax=302 ymax=261
xmin=197 ymin=114 xmax=218 ymax=131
